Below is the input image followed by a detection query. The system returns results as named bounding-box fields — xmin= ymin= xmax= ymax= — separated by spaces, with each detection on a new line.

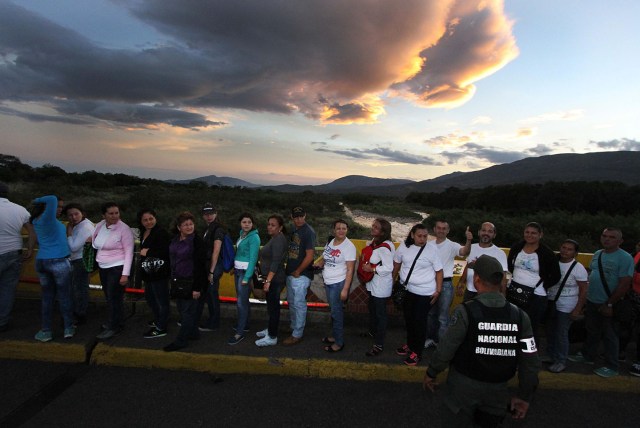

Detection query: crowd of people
xmin=1 ymin=181 xmax=639 ymax=423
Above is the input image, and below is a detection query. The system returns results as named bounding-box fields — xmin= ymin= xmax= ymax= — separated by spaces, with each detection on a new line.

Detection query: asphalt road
xmin=1 ymin=359 xmax=638 ymax=428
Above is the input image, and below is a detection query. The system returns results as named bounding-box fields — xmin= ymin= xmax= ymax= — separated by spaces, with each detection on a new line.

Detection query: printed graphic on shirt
xmin=288 ymin=232 xmax=301 ymax=259
xmin=323 ymin=246 xmax=342 ymax=268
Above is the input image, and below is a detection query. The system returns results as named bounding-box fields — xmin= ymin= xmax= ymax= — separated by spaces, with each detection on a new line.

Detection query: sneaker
xmin=424 ymin=339 xmax=438 ymax=349
xmin=35 ymin=330 xmax=53 ymax=342
xmin=255 ymin=335 xmax=277 ymax=347
xmin=96 ymin=329 xmax=119 ymax=340
xmin=64 ymin=326 xmax=76 ymax=339
xmin=198 ymin=326 xmax=217 ymax=332
xmin=404 ymin=352 xmax=421 ymax=366
xmin=396 ymin=344 xmax=410 ymax=356
xmin=594 ymin=366 xmax=619 ymax=378
xmin=227 ymin=334 xmax=245 ymax=345
xmin=568 ymin=351 xmax=594 ymax=364
xmin=548 ymin=362 xmax=566 ymax=373
xmin=144 ymin=328 xmax=167 ymax=338
xmin=630 ymin=362 xmax=640 ymax=377
xmin=147 ymin=320 xmax=157 ymax=328
xmin=256 ymin=328 xmax=269 ymax=338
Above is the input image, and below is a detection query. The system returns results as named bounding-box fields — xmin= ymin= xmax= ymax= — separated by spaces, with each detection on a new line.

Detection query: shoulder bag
xmin=392 ymin=245 xmax=426 ymax=309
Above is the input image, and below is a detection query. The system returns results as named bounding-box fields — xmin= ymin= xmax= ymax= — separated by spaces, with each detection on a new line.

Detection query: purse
xmin=598 ymin=254 xmax=634 ymax=323
xmin=392 ymin=244 xmax=426 ymax=309
xmin=251 ymin=264 xmax=267 ymax=290
xmin=170 ymin=278 xmax=193 ymax=300
xmin=506 ymin=278 xmax=543 ymax=309
xmin=82 ymin=242 xmax=98 ymax=272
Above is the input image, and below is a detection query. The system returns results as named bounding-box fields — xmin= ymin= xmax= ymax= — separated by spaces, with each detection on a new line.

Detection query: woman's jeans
xmin=145 ymin=278 xmax=170 ymax=331
xmin=175 ymin=297 xmax=199 ymax=347
xmin=196 ymin=263 xmax=223 ymax=329
xmin=545 ymin=301 xmax=572 ymax=364
xmin=36 ymin=257 xmax=74 ymax=331
xmin=234 ymin=269 xmax=251 ymax=334
xmin=325 ymin=280 xmax=346 ymax=346
xmin=367 ymin=292 xmax=388 ymax=348
xmin=70 ymin=259 xmax=90 ymax=317
xmin=266 ymin=279 xmax=284 ymax=338
xmin=99 ymin=265 xmax=125 ymax=331
xmin=403 ymin=291 xmax=433 ymax=358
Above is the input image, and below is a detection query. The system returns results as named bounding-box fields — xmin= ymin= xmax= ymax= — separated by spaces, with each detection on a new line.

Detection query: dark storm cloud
xmin=527 ymin=144 xmax=554 ymax=156
xmin=591 ymin=138 xmax=640 ymax=151
xmin=315 ymin=146 xmax=441 ymax=165
xmin=0 ymin=1 xmax=518 ymax=128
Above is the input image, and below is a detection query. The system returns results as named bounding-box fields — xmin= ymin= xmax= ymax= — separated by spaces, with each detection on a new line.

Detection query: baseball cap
xmin=201 ymin=202 xmax=216 ymax=213
xmin=469 ymin=255 xmax=504 ymax=285
xmin=291 ymin=206 xmax=306 ymax=217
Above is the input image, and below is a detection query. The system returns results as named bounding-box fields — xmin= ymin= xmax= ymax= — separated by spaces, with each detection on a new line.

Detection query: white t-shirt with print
xmin=512 ymin=250 xmax=547 ymax=296
xmin=322 ymin=238 xmax=357 ymax=285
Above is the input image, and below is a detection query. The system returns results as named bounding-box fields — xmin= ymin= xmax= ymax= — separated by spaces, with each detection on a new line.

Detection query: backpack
xmin=357 ymin=242 xmax=392 ymax=284
xmin=220 ymin=233 xmax=236 ymax=272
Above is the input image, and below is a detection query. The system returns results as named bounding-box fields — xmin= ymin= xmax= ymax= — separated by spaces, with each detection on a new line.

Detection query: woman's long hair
xmin=373 ymin=218 xmax=392 ymax=244
xmin=404 ymin=223 xmax=428 ymax=247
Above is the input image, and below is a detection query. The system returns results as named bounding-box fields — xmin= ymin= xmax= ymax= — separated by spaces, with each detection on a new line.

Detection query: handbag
xmin=598 ymin=254 xmax=634 ymax=323
xmin=170 ymin=278 xmax=193 ymax=300
xmin=82 ymin=242 xmax=98 ymax=272
xmin=506 ymin=278 xmax=543 ymax=309
xmin=392 ymin=244 xmax=426 ymax=309
xmin=251 ymin=264 xmax=267 ymax=290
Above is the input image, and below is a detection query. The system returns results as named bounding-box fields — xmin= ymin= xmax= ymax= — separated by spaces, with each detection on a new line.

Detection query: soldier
xmin=423 ymin=255 xmax=540 ymax=427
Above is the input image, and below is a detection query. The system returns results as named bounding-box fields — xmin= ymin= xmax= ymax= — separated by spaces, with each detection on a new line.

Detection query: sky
xmin=1 ymin=0 xmax=639 ymax=185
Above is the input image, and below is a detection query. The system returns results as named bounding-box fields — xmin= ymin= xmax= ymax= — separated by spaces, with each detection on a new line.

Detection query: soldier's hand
xmin=422 ymin=371 xmax=438 ymax=393
xmin=510 ymin=397 xmax=530 ymax=419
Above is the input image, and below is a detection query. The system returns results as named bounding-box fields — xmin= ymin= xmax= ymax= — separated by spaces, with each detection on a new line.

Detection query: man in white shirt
xmin=425 ymin=220 xmax=472 ymax=348
xmin=457 ymin=222 xmax=508 ymax=301
xmin=0 ymin=182 xmax=35 ymax=331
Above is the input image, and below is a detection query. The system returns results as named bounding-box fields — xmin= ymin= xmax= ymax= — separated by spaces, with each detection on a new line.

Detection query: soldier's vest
xmin=451 ymin=300 xmax=523 ymax=383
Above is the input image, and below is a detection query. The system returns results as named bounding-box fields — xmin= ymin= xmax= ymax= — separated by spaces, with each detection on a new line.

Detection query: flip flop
xmin=324 ymin=344 xmax=344 ymax=352
xmin=321 ymin=337 xmax=336 ymax=344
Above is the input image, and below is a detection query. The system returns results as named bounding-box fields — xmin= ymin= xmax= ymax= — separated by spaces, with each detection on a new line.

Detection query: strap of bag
xmin=402 ymin=244 xmax=427 ymax=287
xmin=553 ymin=260 xmax=578 ymax=302
xmin=597 ymin=254 xmax=612 ymax=298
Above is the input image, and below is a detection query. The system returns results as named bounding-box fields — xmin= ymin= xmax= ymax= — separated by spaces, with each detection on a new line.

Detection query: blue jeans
xmin=325 ymin=280 xmax=346 ymax=346
xmin=582 ymin=300 xmax=620 ymax=370
xmin=145 ymin=278 xmax=170 ymax=331
xmin=196 ymin=263 xmax=223 ymax=329
xmin=403 ymin=291 xmax=433 ymax=358
xmin=99 ymin=265 xmax=125 ymax=331
xmin=0 ymin=250 xmax=23 ymax=327
xmin=286 ymin=275 xmax=311 ymax=338
xmin=175 ymin=297 xmax=199 ymax=347
xmin=36 ymin=257 xmax=74 ymax=331
xmin=266 ymin=279 xmax=284 ymax=338
xmin=368 ymin=293 xmax=388 ymax=348
xmin=234 ymin=269 xmax=251 ymax=333
xmin=427 ymin=279 xmax=453 ymax=341
xmin=70 ymin=259 xmax=90 ymax=317
xmin=545 ymin=302 xmax=572 ymax=364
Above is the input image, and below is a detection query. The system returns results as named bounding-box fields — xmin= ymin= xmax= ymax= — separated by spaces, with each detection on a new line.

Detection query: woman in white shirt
xmin=362 ymin=218 xmax=395 ymax=357
xmin=393 ymin=224 xmax=443 ymax=366
xmin=314 ymin=219 xmax=356 ymax=352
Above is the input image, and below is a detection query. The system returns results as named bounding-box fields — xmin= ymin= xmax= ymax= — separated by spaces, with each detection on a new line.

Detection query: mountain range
xmin=176 ymin=151 xmax=640 ymax=196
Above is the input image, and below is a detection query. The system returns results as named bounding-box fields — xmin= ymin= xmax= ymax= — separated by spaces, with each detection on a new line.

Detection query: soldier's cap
xmin=201 ymin=202 xmax=216 ymax=213
xmin=468 ymin=255 xmax=504 ymax=285
xmin=291 ymin=206 xmax=306 ymax=217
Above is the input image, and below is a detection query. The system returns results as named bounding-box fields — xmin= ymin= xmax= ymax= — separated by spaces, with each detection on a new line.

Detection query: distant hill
xmin=377 ymin=151 xmax=640 ymax=196
xmin=166 ymin=175 xmax=260 ymax=188
xmin=262 ymin=175 xmax=415 ymax=193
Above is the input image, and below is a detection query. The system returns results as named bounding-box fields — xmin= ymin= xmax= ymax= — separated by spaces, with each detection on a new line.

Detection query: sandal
xmin=324 ymin=344 xmax=344 ymax=352
xmin=321 ymin=337 xmax=336 ymax=345
xmin=365 ymin=345 xmax=383 ymax=357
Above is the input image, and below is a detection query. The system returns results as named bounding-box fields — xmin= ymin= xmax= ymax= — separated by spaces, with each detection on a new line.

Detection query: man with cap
xmin=196 ymin=202 xmax=226 ymax=331
xmin=283 ymin=206 xmax=316 ymax=345
xmin=423 ymin=255 xmax=540 ymax=427
xmin=0 ymin=182 xmax=36 ymax=332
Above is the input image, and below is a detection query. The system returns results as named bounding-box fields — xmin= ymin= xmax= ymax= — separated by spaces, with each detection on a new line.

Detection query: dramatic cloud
xmin=315 ymin=146 xmax=441 ymax=165
xmin=590 ymin=138 xmax=640 ymax=151
xmin=441 ymin=142 xmax=524 ymax=164
xmin=0 ymin=0 xmax=518 ymax=129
